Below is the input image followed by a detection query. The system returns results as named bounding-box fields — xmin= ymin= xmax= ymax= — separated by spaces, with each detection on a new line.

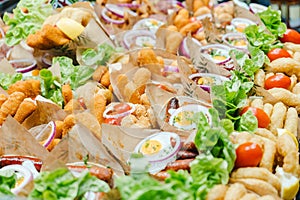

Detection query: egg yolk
xmin=213 ymin=55 xmax=227 ymax=61
xmin=140 ymin=140 xmax=162 ymax=155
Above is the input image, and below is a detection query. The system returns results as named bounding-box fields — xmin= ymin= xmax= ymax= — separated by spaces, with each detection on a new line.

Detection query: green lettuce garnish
xmin=29 ymin=168 xmax=110 ymax=200
xmin=258 ymin=7 xmax=287 ymax=38
xmin=3 ymin=0 xmax=53 ymax=46
xmin=82 ymin=43 xmax=116 ymax=66
xmin=0 ymin=169 xmax=17 ymax=197
xmin=0 ymin=72 xmax=23 ymax=90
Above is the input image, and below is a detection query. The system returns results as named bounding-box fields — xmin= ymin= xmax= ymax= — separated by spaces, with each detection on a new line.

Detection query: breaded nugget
xmin=231 ymin=167 xmax=281 ymax=192
xmin=8 ymin=79 xmax=40 ymax=98
xmin=283 ymin=107 xmax=298 ymax=136
xmin=266 ymin=58 xmax=300 ymax=80
xmin=137 ymin=48 xmax=160 ymax=66
xmin=292 ymin=82 xmax=300 ymax=94
xmin=62 ymin=84 xmax=73 ymax=106
xmin=269 ymin=88 xmax=300 ymax=107
xmin=54 ymin=120 xmax=64 ymax=138
xmin=180 ymin=21 xmax=202 ymax=36
xmin=133 ymin=68 xmax=151 ymax=87
xmin=46 ymin=138 xmax=60 ymax=152
xmin=93 ymin=66 xmax=108 ymax=82
xmin=263 ymin=103 xmax=273 ymax=118
xmin=100 ymin=71 xmax=110 ymax=88
xmin=206 ymin=184 xmax=228 ymax=200
xmin=255 ymin=128 xmax=277 ymax=142
xmin=174 ymin=9 xmax=190 ymax=29
xmin=254 ymin=69 xmax=265 ymax=88
xmin=288 ymin=74 xmax=297 ymax=91
xmin=0 ymin=92 xmax=25 ymax=124
xmin=92 ymin=93 xmax=107 ymax=124
xmin=229 ymin=178 xmax=278 ymax=197
xmin=194 ymin=6 xmax=211 ymax=17
xmin=250 ymin=98 xmax=264 ymax=109
xmin=224 ymin=183 xmax=247 ymax=200
xmin=283 ymin=42 xmax=300 ymax=52
xmin=64 ymin=99 xmax=84 ymax=114
xmin=270 ymin=102 xmax=287 ymax=134
xmin=283 ymin=151 xmax=299 ymax=176
xmin=0 ymin=94 xmax=7 ymax=107
xmin=259 ymin=138 xmax=276 ymax=172
xmin=62 ymin=114 xmax=76 ymax=137
xmin=14 ymin=99 xmax=37 ymax=123
xmin=120 ymin=114 xmax=137 ymax=127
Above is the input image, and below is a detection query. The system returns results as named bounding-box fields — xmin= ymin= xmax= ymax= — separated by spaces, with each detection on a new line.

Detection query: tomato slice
xmin=241 ymin=106 xmax=270 ymax=128
xmin=264 ymin=73 xmax=291 ymax=90
xmin=113 ymin=103 xmax=131 ymax=114
xmin=267 ymin=48 xmax=291 ymax=62
xmin=104 ymin=117 xmax=122 ymax=125
xmin=235 ymin=142 xmax=263 ymax=168
xmin=280 ymin=29 xmax=300 ymax=44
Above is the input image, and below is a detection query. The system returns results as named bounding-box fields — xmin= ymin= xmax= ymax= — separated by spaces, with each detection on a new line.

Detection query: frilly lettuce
xmin=3 ymin=0 xmax=53 ymax=46
xmin=0 ymin=169 xmax=16 ymax=197
xmin=0 ymin=72 xmax=23 ymax=90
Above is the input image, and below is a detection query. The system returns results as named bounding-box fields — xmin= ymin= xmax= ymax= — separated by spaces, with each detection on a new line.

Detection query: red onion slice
xmin=249 ymin=3 xmax=267 ymax=14
xmin=200 ymin=44 xmax=232 ymax=65
xmin=101 ymin=8 xmax=125 ymax=25
xmin=9 ymin=59 xmax=37 ymax=74
xmin=0 ymin=164 xmax=33 ymax=195
xmin=178 ymin=37 xmax=202 ymax=58
xmin=117 ymin=3 xmax=140 ymax=9
xmin=222 ymin=33 xmax=248 ymax=52
xmin=105 ymin=4 xmax=125 ymax=18
xmin=163 ymin=65 xmax=179 ymax=73
xmin=29 ymin=121 xmax=56 ymax=148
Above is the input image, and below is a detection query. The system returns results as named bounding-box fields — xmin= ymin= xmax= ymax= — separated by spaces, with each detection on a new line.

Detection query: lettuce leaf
xmin=0 ymin=169 xmax=17 ymax=197
xmin=82 ymin=43 xmax=116 ymax=66
xmin=29 ymin=168 xmax=110 ymax=200
xmin=0 ymin=73 xmax=23 ymax=90
xmin=3 ymin=0 xmax=53 ymax=46
xmin=258 ymin=7 xmax=287 ymax=38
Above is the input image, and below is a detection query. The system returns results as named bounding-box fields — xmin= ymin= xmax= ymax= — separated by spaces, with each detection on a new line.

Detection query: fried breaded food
xmin=137 ymin=48 xmax=161 ymax=66
xmin=7 ymin=79 xmax=40 ymax=99
xmin=0 ymin=92 xmax=26 ymax=125
xmin=254 ymin=69 xmax=265 ymax=87
xmin=266 ymin=58 xmax=300 ymax=80
xmin=268 ymin=88 xmax=300 ymax=107
xmin=174 ymin=9 xmax=190 ymax=29
xmin=206 ymin=184 xmax=228 ymax=200
xmin=14 ymin=99 xmax=37 ymax=123
xmin=27 ymin=24 xmax=70 ymax=50
xmin=62 ymin=114 xmax=76 ymax=137
xmin=92 ymin=93 xmax=107 ymax=124
xmin=0 ymin=94 xmax=7 ymax=107
xmin=64 ymin=99 xmax=84 ymax=114
xmin=93 ymin=66 xmax=108 ymax=82
xmin=255 ymin=128 xmax=277 ymax=142
xmin=269 ymin=102 xmax=287 ymax=134
xmin=230 ymin=178 xmax=279 ymax=197
xmin=283 ymin=107 xmax=298 ymax=136
xmin=224 ymin=183 xmax=247 ymax=200
xmin=231 ymin=167 xmax=281 ymax=192
xmin=180 ymin=21 xmax=202 ymax=36
xmin=100 ymin=71 xmax=111 ymax=88
xmin=62 ymin=84 xmax=73 ymax=106
xmin=54 ymin=120 xmax=64 ymax=139
xmin=259 ymin=137 xmax=276 ymax=172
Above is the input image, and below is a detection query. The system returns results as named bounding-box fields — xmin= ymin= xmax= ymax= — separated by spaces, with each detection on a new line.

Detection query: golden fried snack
xmin=27 ymin=25 xmax=70 ymax=50
xmin=54 ymin=120 xmax=64 ymax=138
xmin=180 ymin=21 xmax=202 ymax=36
xmin=206 ymin=184 xmax=228 ymax=200
xmin=62 ymin=114 xmax=75 ymax=137
xmin=64 ymin=99 xmax=84 ymax=114
xmin=277 ymin=133 xmax=299 ymax=175
xmin=0 ymin=92 xmax=25 ymax=124
xmin=255 ymin=128 xmax=277 ymax=142
xmin=62 ymin=84 xmax=73 ymax=106
xmin=100 ymin=71 xmax=110 ymax=88
xmin=120 ymin=114 xmax=138 ymax=127
xmin=194 ymin=6 xmax=211 ymax=17
xmin=14 ymin=99 xmax=37 ymax=123
xmin=93 ymin=66 xmax=108 ymax=82
xmin=231 ymin=167 xmax=281 ymax=192
xmin=293 ymin=52 xmax=300 ymax=62
xmin=174 ymin=9 xmax=190 ymax=29
xmin=269 ymin=88 xmax=300 ymax=107
xmin=269 ymin=102 xmax=287 ymax=134
xmin=254 ymin=69 xmax=265 ymax=87
xmin=231 ymin=132 xmax=264 ymax=148
xmin=140 ymin=93 xmax=150 ymax=106
xmin=7 ymin=79 xmax=40 ymax=99
xmin=283 ymin=107 xmax=298 ymax=136
xmin=46 ymin=138 xmax=61 ymax=151
xmin=224 ymin=183 xmax=247 ymax=200
xmin=133 ymin=68 xmax=151 ymax=87
xmin=283 ymin=42 xmax=300 ymax=52
xmin=133 ymin=104 xmax=147 ymax=118
xmin=92 ymin=93 xmax=107 ymax=124
xmin=0 ymin=94 xmax=7 ymax=107
xmin=250 ymin=98 xmax=264 ymax=109
xmin=266 ymin=58 xmax=300 ymax=79
xmin=288 ymin=74 xmax=297 ymax=91
xmin=263 ymin=103 xmax=273 ymax=118
xmin=259 ymin=137 xmax=276 ymax=172
xmin=229 ymin=178 xmax=278 ymax=197
xmin=137 ymin=48 xmax=161 ymax=66
xmin=292 ymin=82 xmax=300 ymax=94
xmin=240 ymin=193 xmax=260 ymax=200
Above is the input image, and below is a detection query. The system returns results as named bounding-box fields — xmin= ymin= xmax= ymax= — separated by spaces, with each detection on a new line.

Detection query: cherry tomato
xmin=241 ymin=106 xmax=270 ymax=128
xmin=104 ymin=117 xmax=121 ymax=125
xmin=267 ymin=48 xmax=291 ymax=62
xmin=235 ymin=142 xmax=263 ymax=168
xmin=264 ymin=73 xmax=291 ymax=90
xmin=113 ymin=103 xmax=131 ymax=114
xmin=280 ymin=29 xmax=300 ymax=44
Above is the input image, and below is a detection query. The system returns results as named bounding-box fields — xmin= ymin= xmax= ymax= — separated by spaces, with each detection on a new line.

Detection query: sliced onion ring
xmin=200 ymin=44 xmax=232 ymax=65
xmin=8 ymin=59 xmax=37 ymax=74
xmin=123 ymin=29 xmax=156 ymax=49
xmin=105 ymin=4 xmax=125 ymax=18
xmin=178 ymin=37 xmax=202 ymax=58
xmin=117 ymin=3 xmax=140 ymax=9
xmin=163 ymin=65 xmax=179 ymax=73
xmin=29 ymin=121 xmax=56 ymax=148
xmin=0 ymin=164 xmax=33 ymax=195
xmin=103 ymin=103 xmax=135 ymax=119
xmin=101 ymin=7 xmax=125 ymax=25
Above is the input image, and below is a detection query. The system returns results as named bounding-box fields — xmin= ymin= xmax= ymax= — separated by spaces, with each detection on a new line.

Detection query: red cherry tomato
xmin=235 ymin=142 xmax=263 ymax=168
xmin=241 ymin=106 xmax=270 ymax=128
xmin=264 ymin=73 xmax=291 ymax=90
xmin=113 ymin=103 xmax=131 ymax=114
xmin=267 ymin=48 xmax=291 ymax=62
xmin=104 ymin=117 xmax=121 ymax=125
xmin=280 ymin=29 xmax=300 ymax=44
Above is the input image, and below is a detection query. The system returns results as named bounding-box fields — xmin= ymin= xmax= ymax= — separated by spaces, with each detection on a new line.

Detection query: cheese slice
xmin=56 ymin=18 xmax=85 ymax=40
